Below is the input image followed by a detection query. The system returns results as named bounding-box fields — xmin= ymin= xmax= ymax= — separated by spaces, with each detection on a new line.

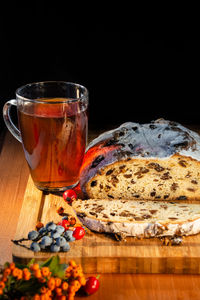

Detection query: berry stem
xmin=11 ymin=239 xmax=30 ymax=250
xmin=11 ymin=238 xmax=29 ymax=243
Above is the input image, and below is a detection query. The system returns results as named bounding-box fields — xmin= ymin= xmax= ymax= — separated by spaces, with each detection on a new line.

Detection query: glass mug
xmin=3 ymin=81 xmax=88 ymax=192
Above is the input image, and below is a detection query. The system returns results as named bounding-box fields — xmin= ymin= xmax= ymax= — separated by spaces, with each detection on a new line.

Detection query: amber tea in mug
xmin=3 ymin=82 xmax=88 ymax=192
xmin=18 ymin=99 xmax=87 ymax=190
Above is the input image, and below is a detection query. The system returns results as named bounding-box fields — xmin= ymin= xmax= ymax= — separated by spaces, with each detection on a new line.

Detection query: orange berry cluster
xmin=0 ymin=262 xmax=28 ymax=291
xmin=0 ymin=260 xmax=86 ymax=300
xmin=65 ymin=260 xmax=86 ymax=300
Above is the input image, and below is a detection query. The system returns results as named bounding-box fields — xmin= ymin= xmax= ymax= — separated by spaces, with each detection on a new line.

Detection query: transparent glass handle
xmin=3 ymin=99 xmax=22 ymax=143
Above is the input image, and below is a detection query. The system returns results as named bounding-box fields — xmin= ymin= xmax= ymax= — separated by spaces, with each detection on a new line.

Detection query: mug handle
xmin=3 ymin=99 xmax=22 ymax=143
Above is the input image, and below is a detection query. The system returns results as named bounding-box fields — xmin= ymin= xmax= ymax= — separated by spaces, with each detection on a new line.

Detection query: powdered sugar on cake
xmin=87 ymin=119 xmax=200 ymax=160
xmin=80 ymin=119 xmax=200 ymax=197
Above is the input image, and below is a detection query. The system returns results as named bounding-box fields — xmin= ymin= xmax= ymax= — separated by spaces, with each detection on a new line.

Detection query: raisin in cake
xmin=73 ymin=198 xmax=200 ymax=237
xmin=80 ymin=119 xmax=200 ymax=201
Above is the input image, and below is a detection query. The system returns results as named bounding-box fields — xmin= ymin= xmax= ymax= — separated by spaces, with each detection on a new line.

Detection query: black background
xmin=0 ymin=4 xmax=200 ymax=131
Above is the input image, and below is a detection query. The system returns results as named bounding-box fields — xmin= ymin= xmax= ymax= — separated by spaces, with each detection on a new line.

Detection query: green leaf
xmin=27 ymin=258 xmax=35 ymax=268
xmin=15 ymin=262 xmax=28 ymax=270
xmin=6 ymin=275 xmax=13 ymax=292
xmin=40 ymin=256 xmax=68 ymax=279
xmin=40 ymin=255 xmax=59 ymax=270
xmin=53 ymin=262 xmax=68 ymax=279
xmin=3 ymin=262 xmax=10 ymax=268
xmin=16 ymin=278 xmax=41 ymax=295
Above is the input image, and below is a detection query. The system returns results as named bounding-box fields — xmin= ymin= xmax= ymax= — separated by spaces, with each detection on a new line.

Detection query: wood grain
xmin=0 ymin=132 xmax=29 ymax=264
xmin=13 ymin=174 xmax=200 ymax=274
xmin=2 ymin=129 xmax=200 ymax=299
xmin=92 ymin=273 xmax=200 ymax=300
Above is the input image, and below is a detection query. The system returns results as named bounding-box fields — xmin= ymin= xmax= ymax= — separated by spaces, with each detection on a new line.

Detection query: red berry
xmin=61 ymin=219 xmax=70 ymax=231
xmin=84 ymin=276 xmax=100 ymax=295
xmin=57 ymin=219 xmax=70 ymax=231
xmin=63 ymin=189 xmax=77 ymax=204
xmin=73 ymin=226 xmax=85 ymax=240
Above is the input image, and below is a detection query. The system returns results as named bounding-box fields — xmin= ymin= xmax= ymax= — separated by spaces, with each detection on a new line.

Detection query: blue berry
xmin=41 ymin=236 xmax=53 ymax=246
xmin=62 ymin=216 xmax=69 ymax=220
xmin=55 ymin=225 xmax=65 ymax=234
xmin=64 ymin=230 xmax=75 ymax=242
xmin=50 ymin=244 xmax=60 ymax=252
xmin=39 ymin=242 xmax=47 ymax=250
xmin=55 ymin=236 xmax=67 ymax=247
xmin=38 ymin=227 xmax=47 ymax=235
xmin=50 ymin=230 xmax=61 ymax=239
xmin=28 ymin=230 xmax=39 ymax=241
xmin=30 ymin=242 xmax=41 ymax=252
xmin=46 ymin=221 xmax=57 ymax=232
xmin=61 ymin=242 xmax=70 ymax=252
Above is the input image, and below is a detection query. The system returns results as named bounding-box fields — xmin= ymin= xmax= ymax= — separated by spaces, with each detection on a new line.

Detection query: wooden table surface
xmin=1 ymin=128 xmax=200 ymax=299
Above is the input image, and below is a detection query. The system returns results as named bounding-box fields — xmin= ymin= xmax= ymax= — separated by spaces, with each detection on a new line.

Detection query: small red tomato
xmin=84 ymin=276 xmax=100 ymax=295
xmin=73 ymin=226 xmax=85 ymax=240
xmin=63 ymin=189 xmax=77 ymax=204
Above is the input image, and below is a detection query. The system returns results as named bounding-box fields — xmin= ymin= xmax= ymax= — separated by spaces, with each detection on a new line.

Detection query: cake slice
xmin=79 ymin=119 xmax=200 ymax=201
xmin=73 ymin=198 xmax=200 ymax=238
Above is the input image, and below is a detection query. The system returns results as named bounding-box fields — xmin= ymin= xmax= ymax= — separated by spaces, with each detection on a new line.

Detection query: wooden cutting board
xmin=12 ymin=176 xmax=200 ymax=274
